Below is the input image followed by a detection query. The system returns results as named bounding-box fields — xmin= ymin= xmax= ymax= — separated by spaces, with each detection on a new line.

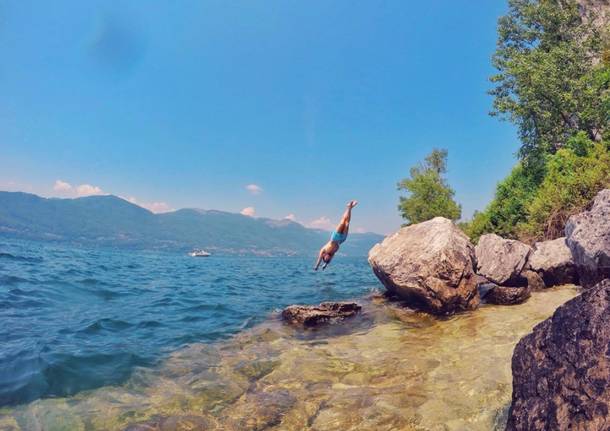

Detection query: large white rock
xmin=565 ymin=189 xmax=610 ymax=288
xmin=475 ymin=234 xmax=532 ymax=285
xmin=528 ymin=237 xmax=577 ymax=286
xmin=368 ymin=217 xmax=479 ymax=315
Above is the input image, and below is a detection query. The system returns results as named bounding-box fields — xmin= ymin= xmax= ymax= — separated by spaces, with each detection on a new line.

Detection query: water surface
xmin=0 ymin=238 xmax=378 ymax=406
xmin=0 ymin=262 xmax=578 ymax=430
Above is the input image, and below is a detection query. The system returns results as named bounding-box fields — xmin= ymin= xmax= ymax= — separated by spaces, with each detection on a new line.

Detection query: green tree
xmin=490 ymin=0 xmax=608 ymax=159
xmin=463 ymin=0 xmax=610 ymax=243
xmin=397 ymin=149 xmax=461 ymax=225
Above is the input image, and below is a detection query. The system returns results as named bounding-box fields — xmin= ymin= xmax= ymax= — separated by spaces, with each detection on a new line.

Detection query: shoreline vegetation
xmin=397 ymin=0 xmax=609 ymax=245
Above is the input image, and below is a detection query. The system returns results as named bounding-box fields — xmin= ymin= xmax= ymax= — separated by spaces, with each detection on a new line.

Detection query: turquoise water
xmin=0 ymin=238 xmax=379 ymax=407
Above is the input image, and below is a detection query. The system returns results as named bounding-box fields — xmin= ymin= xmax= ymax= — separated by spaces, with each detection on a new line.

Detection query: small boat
xmin=189 ymin=249 xmax=211 ymax=257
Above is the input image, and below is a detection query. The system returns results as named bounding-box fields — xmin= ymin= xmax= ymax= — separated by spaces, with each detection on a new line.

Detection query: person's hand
xmin=347 ymin=200 xmax=358 ymax=208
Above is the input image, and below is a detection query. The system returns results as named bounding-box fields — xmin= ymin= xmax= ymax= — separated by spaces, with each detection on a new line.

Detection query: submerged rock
xmin=368 ymin=217 xmax=479 ymax=315
xmin=507 ymin=279 xmax=610 ymax=430
xmin=124 ymin=415 xmax=216 ymax=431
xmin=281 ymin=302 xmax=361 ymax=327
xmin=475 ymin=234 xmax=532 ymax=285
xmin=223 ymin=389 xmax=297 ymax=429
xmin=565 ymin=189 xmax=610 ymax=288
xmin=482 ymin=285 xmax=531 ymax=305
xmin=528 ymin=237 xmax=577 ymax=286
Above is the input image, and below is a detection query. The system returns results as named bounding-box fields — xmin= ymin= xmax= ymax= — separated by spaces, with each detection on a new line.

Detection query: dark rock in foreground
xmin=565 ymin=189 xmax=610 ymax=288
xmin=507 ymin=279 xmax=610 ymax=431
xmin=482 ymin=284 xmax=531 ymax=305
xmin=528 ymin=237 xmax=577 ymax=286
xmin=368 ymin=217 xmax=479 ymax=315
xmin=475 ymin=233 xmax=531 ymax=285
xmin=281 ymin=302 xmax=361 ymax=327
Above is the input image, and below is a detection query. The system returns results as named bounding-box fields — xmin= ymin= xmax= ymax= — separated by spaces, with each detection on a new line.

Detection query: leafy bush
xmin=518 ymin=135 xmax=610 ymax=241
xmin=463 ymin=134 xmax=610 ymax=243
xmin=462 ymin=163 xmax=542 ymax=242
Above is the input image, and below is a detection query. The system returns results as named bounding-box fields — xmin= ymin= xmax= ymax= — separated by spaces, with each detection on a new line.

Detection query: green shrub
xmin=518 ymin=136 xmax=610 ymax=241
xmin=462 ymin=163 xmax=542 ymax=242
xmin=463 ymin=134 xmax=610 ymax=243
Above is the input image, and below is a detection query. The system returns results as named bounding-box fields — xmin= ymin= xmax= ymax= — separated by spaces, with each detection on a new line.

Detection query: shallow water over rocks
xmin=0 ymin=285 xmax=579 ymax=431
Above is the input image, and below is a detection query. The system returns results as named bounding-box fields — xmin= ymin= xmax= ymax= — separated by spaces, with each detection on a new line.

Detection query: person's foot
xmin=347 ymin=200 xmax=358 ymax=208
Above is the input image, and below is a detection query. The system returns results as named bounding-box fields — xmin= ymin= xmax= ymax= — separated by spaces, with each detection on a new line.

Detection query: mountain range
xmin=0 ymin=191 xmax=383 ymax=256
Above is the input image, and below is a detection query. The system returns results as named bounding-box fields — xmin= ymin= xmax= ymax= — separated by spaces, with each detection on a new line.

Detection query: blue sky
xmin=0 ymin=1 xmax=519 ymax=234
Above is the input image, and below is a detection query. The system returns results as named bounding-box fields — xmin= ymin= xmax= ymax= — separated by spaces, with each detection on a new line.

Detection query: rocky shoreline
xmin=281 ymin=188 xmax=610 ymax=430
xmin=1 ymin=190 xmax=607 ymax=430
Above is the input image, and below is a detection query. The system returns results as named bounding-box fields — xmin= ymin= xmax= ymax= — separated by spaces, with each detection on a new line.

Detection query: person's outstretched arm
xmin=314 ymin=250 xmax=323 ymax=271
xmin=322 ymin=256 xmax=332 ymax=270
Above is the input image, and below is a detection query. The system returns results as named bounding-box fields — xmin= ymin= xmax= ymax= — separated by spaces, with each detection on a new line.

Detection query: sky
xmin=0 ymin=1 xmax=519 ymax=235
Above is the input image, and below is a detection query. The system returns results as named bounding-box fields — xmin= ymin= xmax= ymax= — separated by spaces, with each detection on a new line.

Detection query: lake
xmin=0 ymin=238 xmax=579 ymax=430
xmin=0 ymin=238 xmax=379 ymax=406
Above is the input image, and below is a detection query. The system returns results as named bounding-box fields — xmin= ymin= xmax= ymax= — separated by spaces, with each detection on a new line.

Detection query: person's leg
xmin=335 ymin=202 xmax=355 ymax=234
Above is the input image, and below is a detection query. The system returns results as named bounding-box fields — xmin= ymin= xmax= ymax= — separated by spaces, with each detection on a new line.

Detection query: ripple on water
xmin=0 ymin=275 xmax=29 ymax=286
xmin=0 ymin=252 xmax=42 ymax=263
xmin=77 ymin=318 xmax=134 ymax=335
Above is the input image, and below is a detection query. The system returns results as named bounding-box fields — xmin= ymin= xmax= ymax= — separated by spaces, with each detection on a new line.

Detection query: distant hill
xmin=0 ymin=192 xmax=383 ymax=256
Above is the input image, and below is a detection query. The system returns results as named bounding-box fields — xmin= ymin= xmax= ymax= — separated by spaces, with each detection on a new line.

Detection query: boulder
xmin=519 ymin=269 xmax=546 ymax=291
xmin=565 ymin=189 xmax=610 ymax=288
xmin=368 ymin=217 xmax=479 ymax=315
xmin=528 ymin=237 xmax=577 ymax=286
xmin=482 ymin=285 xmax=531 ymax=305
xmin=281 ymin=302 xmax=361 ymax=327
xmin=507 ymin=279 xmax=610 ymax=431
xmin=475 ymin=234 xmax=532 ymax=285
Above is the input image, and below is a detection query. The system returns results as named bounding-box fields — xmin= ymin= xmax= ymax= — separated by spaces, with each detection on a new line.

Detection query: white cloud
xmin=284 ymin=213 xmax=296 ymax=221
xmin=76 ymin=184 xmax=105 ymax=196
xmin=53 ymin=180 xmax=72 ymax=192
xmin=354 ymin=227 xmax=367 ymax=234
xmin=240 ymin=206 xmax=256 ymax=217
xmin=51 ymin=180 xmax=105 ymax=197
xmin=307 ymin=216 xmax=334 ymax=231
xmin=141 ymin=201 xmax=171 ymax=213
xmin=47 ymin=182 xmax=173 ymax=214
xmin=125 ymin=196 xmax=172 ymax=213
xmin=245 ymin=184 xmax=263 ymax=195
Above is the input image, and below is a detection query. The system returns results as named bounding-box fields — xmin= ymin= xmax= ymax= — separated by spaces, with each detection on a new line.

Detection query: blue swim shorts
xmin=330 ymin=230 xmax=348 ymax=244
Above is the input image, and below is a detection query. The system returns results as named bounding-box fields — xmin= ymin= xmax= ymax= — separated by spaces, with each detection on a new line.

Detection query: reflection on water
xmin=0 ymin=286 xmax=579 ymax=431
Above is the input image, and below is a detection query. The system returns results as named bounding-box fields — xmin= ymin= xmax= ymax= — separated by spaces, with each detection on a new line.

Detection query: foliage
xmin=462 ymin=163 xmax=542 ymax=241
xmin=397 ymin=149 xmax=461 ymax=225
xmin=518 ymin=134 xmax=610 ymax=241
xmin=464 ymin=0 xmax=610 ymax=243
xmin=490 ymin=0 xmax=608 ymax=159
xmin=463 ymin=134 xmax=610 ymax=243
